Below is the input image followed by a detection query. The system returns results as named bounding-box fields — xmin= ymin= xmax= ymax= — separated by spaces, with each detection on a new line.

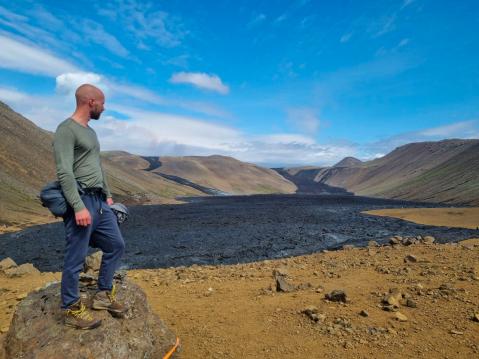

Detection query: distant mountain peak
xmin=333 ymin=157 xmax=362 ymax=168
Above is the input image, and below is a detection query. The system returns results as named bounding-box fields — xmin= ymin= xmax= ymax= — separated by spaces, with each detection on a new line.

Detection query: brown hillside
xmin=318 ymin=140 xmax=479 ymax=205
xmin=154 ymin=155 xmax=297 ymax=194
xmin=0 ymin=102 xmax=56 ymax=228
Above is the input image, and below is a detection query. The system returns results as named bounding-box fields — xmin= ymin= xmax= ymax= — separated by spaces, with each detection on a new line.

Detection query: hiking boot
xmin=64 ymin=300 xmax=101 ymax=330
xmin=92 ymin=284 xmax=128 ymax=316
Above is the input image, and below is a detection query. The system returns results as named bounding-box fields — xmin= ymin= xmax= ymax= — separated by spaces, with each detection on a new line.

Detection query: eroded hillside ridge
xmin=281 ymin=139 xmax=479 ymax=205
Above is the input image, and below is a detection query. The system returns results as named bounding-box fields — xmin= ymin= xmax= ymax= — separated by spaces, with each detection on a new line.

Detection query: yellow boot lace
xmin=107 ymin=284 xmax=117 ymax=303
xmin=67 ymin=302 xmax=93 ymax=321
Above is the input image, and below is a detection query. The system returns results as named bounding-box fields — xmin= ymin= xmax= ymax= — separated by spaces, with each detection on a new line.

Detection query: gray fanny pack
xmin=39 ymin=181 xmax=84 ymax=217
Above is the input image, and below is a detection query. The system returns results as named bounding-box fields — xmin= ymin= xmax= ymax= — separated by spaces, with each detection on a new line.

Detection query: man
xmin=54 ymin=84 xmax=127 ymax=330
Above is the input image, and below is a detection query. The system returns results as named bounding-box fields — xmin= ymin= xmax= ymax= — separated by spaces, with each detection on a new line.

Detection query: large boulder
xmin=3 ymin=275 xmax=179 ymax=358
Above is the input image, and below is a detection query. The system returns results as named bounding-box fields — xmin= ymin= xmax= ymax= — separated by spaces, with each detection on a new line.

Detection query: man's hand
xmin=106 ymin=197 xmax=114 ymax=206
xmin=75 ymin=208 xmax=92 ymax=227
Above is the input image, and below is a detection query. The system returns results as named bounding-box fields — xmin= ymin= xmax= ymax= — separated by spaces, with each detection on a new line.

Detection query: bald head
xmin=75 ymin=84 xmax=104 ymax=105
xmin=74 ymin=84 xmax=105 ymax=120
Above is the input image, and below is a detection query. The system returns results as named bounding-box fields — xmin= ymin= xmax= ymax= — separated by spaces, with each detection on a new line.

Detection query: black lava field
xmin=1 ymin=195 xmax=477 ymax=271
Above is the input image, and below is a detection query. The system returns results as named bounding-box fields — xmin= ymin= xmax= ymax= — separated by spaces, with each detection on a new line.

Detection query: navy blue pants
xmin=61 ymin=192 xmax=125 ymax=308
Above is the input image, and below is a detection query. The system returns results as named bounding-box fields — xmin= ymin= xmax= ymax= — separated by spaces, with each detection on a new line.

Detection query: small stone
xmin=450 ymin=330 xmax=463 ymax=335
xmin=342 ymin=244 xmax=355 ymax=250
xmin=325 ymin=290 xmax=347 ymax=303
xmin=303 ymin=305 xmax=318 ymax=315
xmin=406 ymin=299 xmax=417 ymax=308
xmin=272 ymin=267 xmax=288 ymax=277
xmin=389 ymin=237 xmax=401 ymax=245
xmin=382 ymin=305 xmax=399 ymax=312
xmin=0 ymin=326 xmax=9 ymax=334
xmin=359 ymin=310 xmax=369 ymax=317
xmin=422 ymin=236 xmax=435 ymax=244
xmin=404 ymin=255 xmax=418 ymax=263
xmin=382 ymin=290 xmax=402 ymax=307
xmin=276 ymin=276 xmax=295 ymax=292
xmin=395 ymin=312 xmax=408 ymax=322
xmin=0 ymin=257 xmax=17 ymax=271
xmin=367 ymin=240 xmax=379 ymax=247
xmin=472 ymin=313 xmax=479 ymax=322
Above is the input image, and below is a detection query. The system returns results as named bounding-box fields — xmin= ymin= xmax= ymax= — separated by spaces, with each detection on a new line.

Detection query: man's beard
xmin=90 ymin=110 xmax=101 ymax=120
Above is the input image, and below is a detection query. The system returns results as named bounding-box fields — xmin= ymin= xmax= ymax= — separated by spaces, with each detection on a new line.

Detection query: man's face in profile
xmin=89 ymin=94 xmax=105 ymax=120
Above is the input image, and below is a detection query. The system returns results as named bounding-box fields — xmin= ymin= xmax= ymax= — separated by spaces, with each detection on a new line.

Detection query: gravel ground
xmin=0 ymin=195 xmax=477 ymax=271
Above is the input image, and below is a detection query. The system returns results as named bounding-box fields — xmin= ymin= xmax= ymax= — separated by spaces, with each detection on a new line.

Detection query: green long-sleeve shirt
xmin=53 ymin=118 xmax=111 ymax=212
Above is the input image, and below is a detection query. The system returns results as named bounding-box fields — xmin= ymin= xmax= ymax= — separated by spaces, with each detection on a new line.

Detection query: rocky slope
xmin=281 ymin=139 xmax=479 ymax=205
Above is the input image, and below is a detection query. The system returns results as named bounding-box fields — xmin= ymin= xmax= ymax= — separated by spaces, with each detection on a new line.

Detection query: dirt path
xmin=365 ymin=207 xmax=479 ymax=230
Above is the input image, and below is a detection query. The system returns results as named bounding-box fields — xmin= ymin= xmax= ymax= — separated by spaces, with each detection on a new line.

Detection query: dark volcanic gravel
xmin=0 ymin=195 xmax=477 ymax=271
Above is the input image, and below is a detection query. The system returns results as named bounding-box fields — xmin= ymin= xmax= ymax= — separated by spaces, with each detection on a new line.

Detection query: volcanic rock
xmin=276 ymin=276 xmax=295 ymax=292
xmin=406 ymin=299 xmax=417 ymax=308
xmin=359 ymin=310 xmax=369 ymax=317
xmin=3 ymin=278 xmax=178 ymax=359
xmin=404 ymin=254 xmax=418 ymax=263
xmin=325 ymin=290 xmax=347 ymax=303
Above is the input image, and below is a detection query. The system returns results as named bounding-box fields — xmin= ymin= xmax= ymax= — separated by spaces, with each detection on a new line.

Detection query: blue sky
xmin=0 ymin=0 xmax=478 ymax=166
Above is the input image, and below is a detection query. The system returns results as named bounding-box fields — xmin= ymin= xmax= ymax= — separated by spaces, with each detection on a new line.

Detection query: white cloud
xmin=56 ymin=72 xmax=109 ymax=96
xmin=0 ymin=87 xmax=71 ymax=130
xmin=0 ymin=34 xmax=78 ymax=76
xmin=0 ymin=87 xmax=29 ymax=103
xmin=170 ymin=72 xmax=229 ymax=94
xmin=287 ymin=108 xmax=320 ymax=134
xmin=108 ymin=82 xmax=167 ymax=104
xmin=81 ymin=19 xmax=129 ymax=58
xmin=419 ymin=120 xmax=479 ymax=138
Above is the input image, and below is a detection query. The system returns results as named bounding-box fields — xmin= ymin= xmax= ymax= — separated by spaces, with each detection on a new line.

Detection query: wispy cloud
xmin=170 ymin=72 xmax=230 ymax=94
xmin=80 ymin=19 xmax=129 ymax=58
xmin=287 ymin=107 xmax=320 ymax=134
xmin=97 ymin=0 xmax=186 ymax=48
xmin=0 ymin=34 xmax=78 ymax=76
xmin=247 ymin=13 xmax=266 ymax=29
xmin=362 ymin=120 xmax=479 ymax=157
